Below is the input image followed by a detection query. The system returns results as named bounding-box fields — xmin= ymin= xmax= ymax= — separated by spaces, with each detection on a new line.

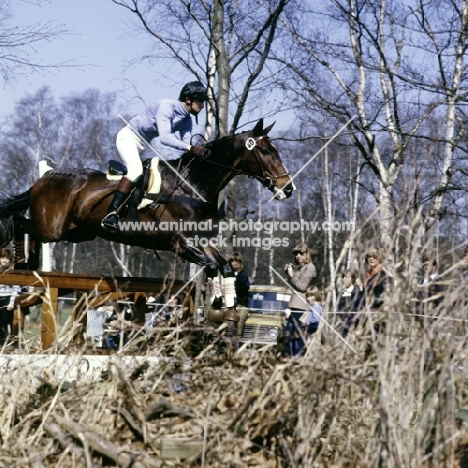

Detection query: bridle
xmin=200 ymin=134 xmax=290 ymax=192
xmin=245 ymin=135 xmax=290 ymax=191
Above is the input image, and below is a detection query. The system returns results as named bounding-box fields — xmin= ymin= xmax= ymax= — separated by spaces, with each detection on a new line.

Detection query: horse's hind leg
xmin=13 ymin=222 xmax=27 ymax=269
xmin=13 ymin=215 xmax=41 ymax=270
xmin=27 ymin=238 xmax=41 ymax=270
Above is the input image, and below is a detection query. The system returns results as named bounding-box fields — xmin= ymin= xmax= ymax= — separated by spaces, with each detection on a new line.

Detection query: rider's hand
xmin=189 ymin=145 xmax=206 ymax=159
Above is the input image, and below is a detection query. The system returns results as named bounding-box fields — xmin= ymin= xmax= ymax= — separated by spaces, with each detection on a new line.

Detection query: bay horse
xmin=0 ymin=118 xmax=294 ymax=279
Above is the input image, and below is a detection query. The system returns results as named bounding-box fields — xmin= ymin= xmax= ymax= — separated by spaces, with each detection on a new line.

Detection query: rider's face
xmin=186 ymin=98 xmax=205 ymax=115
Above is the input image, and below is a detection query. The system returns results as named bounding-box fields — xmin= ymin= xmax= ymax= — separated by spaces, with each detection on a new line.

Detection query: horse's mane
xmin=148 ymin=130 xmax=250 ymax=172
xmin=205 ymin=129 xmax=248 ymax=152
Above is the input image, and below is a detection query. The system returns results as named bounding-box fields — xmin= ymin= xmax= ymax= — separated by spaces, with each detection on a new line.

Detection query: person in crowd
xmin=301 ymin=286 xmax=322 ymax=339
xmin=283 ymin=243 xmax=317 ymax=357
xmin=416 ymin=257 xmax=444 ymax=315
xmin=167 ymin=296 xmax=183 ymax=324
xmin=103 ymin=302 xmax=134 ymax=350
xmin=102 ymin=80 xmax=208 ymax=232
xmin=354 ymin=247 xmax=390 ymax=333
xmin=336 ymin=270 xmax=362 ymax=337
xmin=0 ymin=248 xmax=20 ymax=346
xmin=228 ymin=251 xmax=250 ymax=338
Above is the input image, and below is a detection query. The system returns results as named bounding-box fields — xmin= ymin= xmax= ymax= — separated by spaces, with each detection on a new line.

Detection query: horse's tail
xmin=0 ymin=189 xmax=32 ymax=247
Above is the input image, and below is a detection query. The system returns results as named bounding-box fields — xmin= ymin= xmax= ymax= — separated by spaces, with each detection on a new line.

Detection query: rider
xmin=101 ymin=81 xmax=208 ymax=232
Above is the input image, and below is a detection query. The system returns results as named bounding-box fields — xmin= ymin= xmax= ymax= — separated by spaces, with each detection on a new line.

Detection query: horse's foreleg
xmin=27 ymin=239 xmax=41 ymax=271
xmin=172 ymin=235 xmax=227 ymax=309
xmin=173 ymin=236 xmax=239 ymax=311
xmin=173 ymin=234 xmax=219 ymax=275
xmin=200 ymin=245 xmax=238 ymax=312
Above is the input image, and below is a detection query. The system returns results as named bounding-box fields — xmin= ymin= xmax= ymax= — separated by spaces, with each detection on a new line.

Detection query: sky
xmin=1 ymin=0 xmax=188 ymax=119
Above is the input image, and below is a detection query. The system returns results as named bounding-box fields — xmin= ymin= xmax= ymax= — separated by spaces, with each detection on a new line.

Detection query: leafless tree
xmin=109 ymin=0 xmax=291 ymax=137
xmin=0 ymin=0 xmax=70 ymax=84
xmin=279 ymin=0 xmax=468 ymax=256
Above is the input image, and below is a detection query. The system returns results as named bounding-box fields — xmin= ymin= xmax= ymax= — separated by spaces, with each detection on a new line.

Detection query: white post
xmin=38 ymin=160 xmax=53 ymax=271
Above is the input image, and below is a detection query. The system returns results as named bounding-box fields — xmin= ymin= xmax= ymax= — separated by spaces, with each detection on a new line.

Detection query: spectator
xmin=456 ymin=248 xmax=468 ymax=334
xmin=336 ymin=270 xmax=362 ymax=336
xmin=284 ymin=243 xmax=317 ymax=357
xmin=459 ymin=247 xmax=468 ymax=283
xmin=228 ymin=252 xmax=250 ymax=338
xmin=354 ymin=247 xmax=390 ymax=333
xmin=417 ymin=258 xmax=443 ymax=315
xmin=0 ymin=248 xmax=20 ymax=346
xmin=301 ymin=286 xmax=322 ymax=338
xmin=167 ymin=296 xmax=183 ymax=323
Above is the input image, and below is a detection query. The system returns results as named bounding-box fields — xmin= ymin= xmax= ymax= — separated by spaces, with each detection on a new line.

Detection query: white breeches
xmin=116 ymin=126 xmax=144 ymax=182
xmin=116 ymin=126 xmax=185 ymax=182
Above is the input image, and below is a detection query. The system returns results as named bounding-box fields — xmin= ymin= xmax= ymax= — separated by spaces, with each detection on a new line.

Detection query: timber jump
xmin=2 ymin=270 xmax=184 ymax=350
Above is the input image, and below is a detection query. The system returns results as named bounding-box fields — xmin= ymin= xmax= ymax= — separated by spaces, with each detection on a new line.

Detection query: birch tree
xmin=280 ymin=0 xmax=468 ymax=255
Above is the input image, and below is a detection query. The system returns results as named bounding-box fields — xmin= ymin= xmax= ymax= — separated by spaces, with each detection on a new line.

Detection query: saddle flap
xmin=108 ymin=160 xmax=127 ymax=176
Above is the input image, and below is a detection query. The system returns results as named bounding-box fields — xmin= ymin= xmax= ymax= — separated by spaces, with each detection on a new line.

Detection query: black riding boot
xmin=101 ymin=177 xmax=133 ymax=233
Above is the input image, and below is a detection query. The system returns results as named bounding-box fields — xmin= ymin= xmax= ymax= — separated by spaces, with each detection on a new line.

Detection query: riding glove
xmin=189 ymin=145 xmax=206 ymax=159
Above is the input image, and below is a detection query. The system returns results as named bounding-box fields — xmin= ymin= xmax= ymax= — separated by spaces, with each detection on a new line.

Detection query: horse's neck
xmin=165 ymin=152 xmax=240 ymax=202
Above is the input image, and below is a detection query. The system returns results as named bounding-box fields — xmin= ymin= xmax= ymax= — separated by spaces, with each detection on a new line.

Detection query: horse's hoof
xmin=207 ymin=308 xmax=225 ymax=321
xmin=224 ymin=308 xmax=240 ymax=321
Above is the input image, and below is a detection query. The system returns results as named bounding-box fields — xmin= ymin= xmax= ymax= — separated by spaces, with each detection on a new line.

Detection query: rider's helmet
xmin=178 ymin=81 xmax=208 ymax=102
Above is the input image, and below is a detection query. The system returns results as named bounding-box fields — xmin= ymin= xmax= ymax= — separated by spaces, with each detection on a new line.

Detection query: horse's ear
xmin=252 ymin=118 xmax=264 ymax=137
xmin=263 ymin=121 xmax=276 ymax=135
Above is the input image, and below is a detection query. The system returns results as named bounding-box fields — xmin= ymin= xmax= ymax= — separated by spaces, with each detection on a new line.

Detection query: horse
xmin=0 ymin=119 xmax=294 ymax=284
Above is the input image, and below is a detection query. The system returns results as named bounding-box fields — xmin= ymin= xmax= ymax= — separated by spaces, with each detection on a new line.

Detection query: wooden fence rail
xmin=1 ymin=270 xmax=184 ymax=350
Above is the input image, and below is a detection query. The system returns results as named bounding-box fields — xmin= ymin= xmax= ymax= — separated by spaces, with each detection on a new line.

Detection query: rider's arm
xmin=155 ymin=101 xmax=193 ymax=152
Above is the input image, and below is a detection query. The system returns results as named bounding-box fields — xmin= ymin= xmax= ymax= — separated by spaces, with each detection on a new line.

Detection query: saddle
xmin=106 ymin=158 xmax=161 ymax=210
xmin=106 ymin=158 xmax=215 ymax=211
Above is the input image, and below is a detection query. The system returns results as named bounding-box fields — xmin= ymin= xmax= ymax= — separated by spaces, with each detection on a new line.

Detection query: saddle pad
xmin=138 ymin=157 xmax=161 ymax=209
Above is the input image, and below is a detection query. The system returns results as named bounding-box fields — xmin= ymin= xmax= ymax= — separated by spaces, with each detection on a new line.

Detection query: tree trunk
xmin=212 ymin=0 xmax=229 ymax=138
xmin=322 ymin=145 xmax=336 ymax=306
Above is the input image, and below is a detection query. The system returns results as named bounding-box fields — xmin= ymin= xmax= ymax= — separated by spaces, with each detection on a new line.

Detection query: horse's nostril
xmin=284 ymin=186 xmax=294 ymax=198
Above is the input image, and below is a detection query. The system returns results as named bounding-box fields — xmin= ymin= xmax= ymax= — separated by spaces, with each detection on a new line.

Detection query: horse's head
xmin=240 ymin=118 xmax=295 ymax=200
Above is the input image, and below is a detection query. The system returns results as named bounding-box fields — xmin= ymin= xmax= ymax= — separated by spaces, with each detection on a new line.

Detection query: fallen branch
xmin=53 ymin=415 xmax=161 ymax=468
xmin=44 ymin=422 xmax=91 ymax=466
xmin=187 ymin=389 xmax=261 ymax=463
xmin=145 ymin=398 xmax=195 ymax=421
xmin=112 ymin=405 xmax=144 ymax=440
